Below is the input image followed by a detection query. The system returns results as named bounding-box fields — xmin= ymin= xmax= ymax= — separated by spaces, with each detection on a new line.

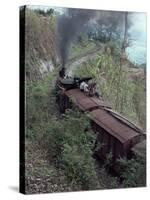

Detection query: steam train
xmin=55 ymin=76 xmax=146 ymax=170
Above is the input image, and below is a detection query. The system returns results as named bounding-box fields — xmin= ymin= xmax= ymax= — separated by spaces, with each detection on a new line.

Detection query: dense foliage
xmin=25 ymin=8 xmax=146 ymax=194
xmin=118 ymin=155 xmax=146 ymax=187
xmin=26 ymin=72 xmax=100 ymax=191
xmin=25 ymin=69 xmax=146 ymax=193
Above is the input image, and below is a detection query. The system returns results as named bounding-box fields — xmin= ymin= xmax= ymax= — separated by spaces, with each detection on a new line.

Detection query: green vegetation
xmin=34 ymin=8 xmax=54 ymax=17
xmin=118 ymin=155 xmax=146 ymax=187
xmin=26 ymin=72 xmax=100 ymax=192
xmin=69 ymin=37 xmax=97 ymax=60
xmin=25 ymin=70 xmax=146 ymax=193
xmin=74 ymin=44 xmax=146 ymax=129
xmin=25 ymin=8 xmax=58 ymax=82
xmin=42 ymin=109 xmax=100 ymax=190
xmin=24 ymin=8 xmax=146 ymax=194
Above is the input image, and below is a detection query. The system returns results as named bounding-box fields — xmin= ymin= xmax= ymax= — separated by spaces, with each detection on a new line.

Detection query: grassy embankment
xmin=25 ymin=9 xmax=146 ymax=194
xmin=25 ymin=68 xmax=146 ymax=193
xmin=73 ymin=42 xmax=146 ymax=130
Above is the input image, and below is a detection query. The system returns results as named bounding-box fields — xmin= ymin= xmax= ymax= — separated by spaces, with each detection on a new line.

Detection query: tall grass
xmin=74 ymin=48 xmax=146 ymax=129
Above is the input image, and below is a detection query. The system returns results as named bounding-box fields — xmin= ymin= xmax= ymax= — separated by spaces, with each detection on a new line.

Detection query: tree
xmin=120 ymin=12 xmax=130 ymax=66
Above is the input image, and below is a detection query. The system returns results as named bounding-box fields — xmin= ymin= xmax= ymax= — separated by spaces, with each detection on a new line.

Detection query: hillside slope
xmin=73 ymin=46 xmax=146 ymax=129
xmin=25 ymin=9 xmax=59 ymax=82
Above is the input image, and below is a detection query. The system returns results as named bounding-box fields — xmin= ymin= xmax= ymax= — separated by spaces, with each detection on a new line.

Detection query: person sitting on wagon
xmin=88 ymin=82 xmax=103 ymax=100
xmin=59 ymin=67 xmax=66 ymax=79
xmin=80 ymin=80 xmax=89 ymax=93
xmin=88 ymin=82 xmax=98 ymax=97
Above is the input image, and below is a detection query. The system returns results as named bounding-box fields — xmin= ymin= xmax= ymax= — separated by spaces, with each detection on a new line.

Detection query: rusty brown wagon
xmin=56 ymin=79 xmax=146 ymax=171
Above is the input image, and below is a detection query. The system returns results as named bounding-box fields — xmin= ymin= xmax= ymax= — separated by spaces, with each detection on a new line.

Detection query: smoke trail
xmin=56 ymin=8 xmax=133 ymax=67
xmin=56 ymin=8 xmax=96 ymax=66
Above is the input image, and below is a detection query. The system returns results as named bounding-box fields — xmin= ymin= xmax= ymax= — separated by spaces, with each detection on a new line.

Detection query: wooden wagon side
xmin=57 ymin=86 xmax=145 ymax=171
xmin=89 ymin=109 xmax=143 ymax=162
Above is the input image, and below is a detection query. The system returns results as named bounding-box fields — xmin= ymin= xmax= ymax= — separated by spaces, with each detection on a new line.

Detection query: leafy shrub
xmin=105 ymin=41 xmax=121 ymax=59
xmin=26 ymin=80 xmax=100 ymax=190
xmin=41 ymin=109 xmax=100 ymax=190
xmin=25 ymin=72 xmax=56 ymax=139
xmin=59 ymin=110 xmax=99 ymax=190
xmin=118 ymin=156 xmax=146 ymax=188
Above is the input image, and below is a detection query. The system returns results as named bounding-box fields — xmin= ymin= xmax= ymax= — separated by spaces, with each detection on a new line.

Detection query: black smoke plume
xmin=56 ymin=8 xmax=133 ymax=67
xmin=56 ymin=8 xmax=96 ymax=67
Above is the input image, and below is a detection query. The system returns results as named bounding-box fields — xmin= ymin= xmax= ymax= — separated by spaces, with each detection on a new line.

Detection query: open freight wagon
xmin=56 ymin=78 xmax=146 ymax=170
